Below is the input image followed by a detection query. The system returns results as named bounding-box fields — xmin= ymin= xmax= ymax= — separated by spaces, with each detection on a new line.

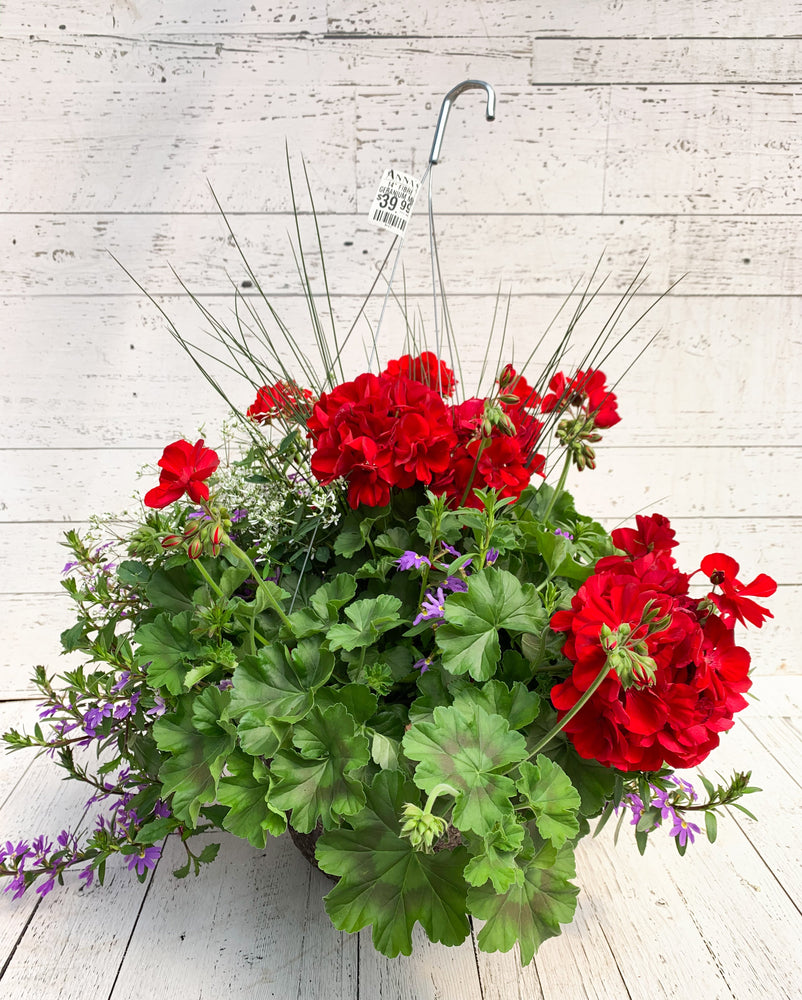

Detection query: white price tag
xmin=368 ymin=168 xmax=420 ymax=236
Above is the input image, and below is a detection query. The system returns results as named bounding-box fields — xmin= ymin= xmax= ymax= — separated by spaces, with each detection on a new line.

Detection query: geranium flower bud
xmin=399 ymin=802 xmax=448 ymax=853
xmin=160 ymin=534 xmax=183 ymax=549
xmin=183 ymin=521 xmax=202 ymax=538
xmin=187 ymin=537 xmax=204 ymax=560
xmin=211 ymin=524 xmax=224 ymax=547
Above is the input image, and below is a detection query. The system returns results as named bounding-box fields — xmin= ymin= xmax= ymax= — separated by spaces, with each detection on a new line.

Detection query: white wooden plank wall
xmin=1 ymin=2 xmax=799 ymax=706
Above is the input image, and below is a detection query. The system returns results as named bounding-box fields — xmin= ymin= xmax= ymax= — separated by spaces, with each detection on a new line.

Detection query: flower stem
xmin=541 ymin=452 xmax=572 ymax=523
xmin=192 ymin=558 xmax=226 ymax=600
xmin=527 ymin=658 xmax=612 ymax=759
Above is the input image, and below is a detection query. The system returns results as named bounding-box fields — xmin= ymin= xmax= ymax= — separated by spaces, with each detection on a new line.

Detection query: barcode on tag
xmin=368 ymin=168 xmax=420 ymax=236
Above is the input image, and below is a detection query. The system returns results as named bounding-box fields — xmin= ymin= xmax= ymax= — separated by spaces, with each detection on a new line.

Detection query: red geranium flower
xmin=550 ymin=533 xmax=754 ymax=771
xmin=144 ymin=439 xmax=220 ymax=509
xmin=382 ymin=352 xmax=457 ymax=397
xmin=308 ymin=371 xmax=458 ymax=508
xmin=700 ymin=552 xmax=777 ymax=628
xmin=247 ymin=380 xmax=314 ymax=424
xmin=541 ymin=368 xmax=620 ymax=428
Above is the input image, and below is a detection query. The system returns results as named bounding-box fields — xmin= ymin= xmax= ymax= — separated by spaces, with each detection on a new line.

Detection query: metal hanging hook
xmin=428 ymin=80 xmax=496 ymax=164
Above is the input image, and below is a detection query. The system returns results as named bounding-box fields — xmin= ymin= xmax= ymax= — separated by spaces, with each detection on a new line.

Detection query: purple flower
xmin=145 ymin=696 xmax=167 ymax=718
xmin=6 ymin=874 xmax=27 ymax=900
xmin=485 ymin=548 xmax=500 ymax=565
xmin=111 ymin=672 xmax=131 ymax=693
xmin=669 ymin=814 xmax=701 ymax=847
xmin=79 ymin=866 xmax=94 ymax=889
xmin=62 ymin=560 xmax=79 ymax=574
xmin=217 ymin=678 xmax=233 ymax=691
xmin=441 ymin=544 xmax=460 ymax=558
xmin=230 ymin=508 xmax=247 ymax=523
xmin=113 ymin=692 xmax=140 ymax=720
xmin=444 ymin=576 xmax=468 ymax=593
xmin=413 ymin=655 xmax=433 ymax=674
xmin=413 ymin=588 xmax=447 ymax=626
xmin=126 ymin=845 xmax=161 ymax=876
xmin=153 ymin=800 xmax=171 ymax=819
xmin=82 ymin=703 xmax=113 ymax=737
xmin=397 ymin=551 xmax=432 ymax=571
xmin=36 ymin=875 xmax=57 ymax=898
xmin=670 ymin=775 xmax=698 ymax=801
xmin=554 ymin=528 xmax=574 ymax=541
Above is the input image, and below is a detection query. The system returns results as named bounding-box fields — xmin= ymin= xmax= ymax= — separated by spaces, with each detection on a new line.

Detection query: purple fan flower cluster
xmin=617 ymin=775 xmax=701 ymax=848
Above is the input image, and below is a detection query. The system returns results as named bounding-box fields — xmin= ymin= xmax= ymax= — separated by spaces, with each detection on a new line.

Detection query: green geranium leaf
xmin=309 ymin=574 xmax=357 ymax=620
xmin=270 ymin=704 xmax=370 ymax=832
xmin=452 ymin=679 xmax=541 ymax=732
xmin=435 ymin=569 xmax=546 ymax=681
xmin=116 ymin=559 xmax=151 ymax=588
xmin=153 ymin=689 xmax=236 ymax=826
xmin=315 ymin=683 xmax=378 ymax=725
xmin=463 ymin=814 xmax=526 ymax=894
xmin=402 ymin=705 xmax=527 ymax=836
xmin=145 ymin=567 xmax=197 ymax=614
xmin=316 ymin=770 xmax=470 ymax=958
xmin=229 ymin=640 xmax=334 ymax=723
xmin=134 ymin=611 xmax=201 ymax=695
xmin=523 ymin=525 xmax=595 ymax=584
xmin=371 ymin=732 xmax=401 ymax=772
xmin=326 ymin=595 xmax=403 ymax=652
xmin=217 ymin=750 xmax=286 ymax=847
xmin=218 ymin=565 xmax=251 ymax=598
xmin=517 ymin=757 xmax=581 ymax=848
xmin=236 ymin=711 xmax=289 ymax=757
xmin=469 ymin=840 xmax=580 ymax=965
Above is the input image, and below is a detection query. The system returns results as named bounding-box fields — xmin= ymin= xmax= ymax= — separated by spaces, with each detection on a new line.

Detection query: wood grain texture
xmin=5 ymin=48 xmax=801 ymax=213
xmin=4 ymin=213 xmax=798 ymax=295
xmin=108 ymin=831 xmax=358 ymax=999
xmin=534 ymin=38 xmax=802 ymax=83
xmin=325 ymin=1 xmax=802 ymax=38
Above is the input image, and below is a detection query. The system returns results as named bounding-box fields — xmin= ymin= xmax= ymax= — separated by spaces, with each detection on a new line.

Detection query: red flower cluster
xmin=550 ymin=514 xmax=773 ymax=771
xmin=429 ymin=381 xmax=545 ymax=509
xmin=381 ymin=351 xmax=457 ymax=397
xmin=541 ymin=367 xmax=620 ymax=428
xmin=144 ymin=439 xmax=220 ymax=509
xmin=307 ymin=357 xmax=552 ymax=509
xmin=247 ymin=380 xmax=315 ymax=424
xmin=308 ymin=371 xmax=456 ymax=508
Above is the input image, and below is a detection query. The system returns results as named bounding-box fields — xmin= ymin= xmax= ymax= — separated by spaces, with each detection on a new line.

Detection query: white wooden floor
xmin=0 ymin=676 xmax=799 ymax=1000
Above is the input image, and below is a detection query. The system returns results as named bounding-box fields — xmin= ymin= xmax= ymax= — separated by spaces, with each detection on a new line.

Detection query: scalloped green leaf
xmin=229 ymin=640 xmax=334 ymax=723
xmin=269 ymin=704 xmax=370 ymax=832
xmin=134 ymin=611 xmax=201 ymax=695
xmin=435 ymin=569 xmax=546 ymax=681
xmin=153 ymin=689 xmax=236 ymax=826
xmin=452 ymin=679 xmax=541 ymax=732
xmin=217 ymin=750 xmax=286 ymax=847
xmin=469 ymin=840 xmax=580 ymax=965
xmin=517 ymin=757 xmax=581 ymax=848
xmin=316 ymin=770 xmax=470 ymax=958
xmin=326 ymin=595 xmax=403 ymax=652
xmin=463 ymin=814 xmax=526 ymax=894
xmin=402 ymin=705 xmax=527 ymax=836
